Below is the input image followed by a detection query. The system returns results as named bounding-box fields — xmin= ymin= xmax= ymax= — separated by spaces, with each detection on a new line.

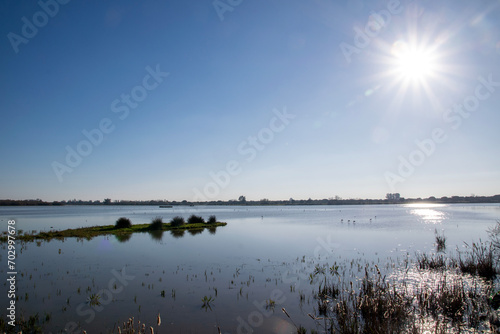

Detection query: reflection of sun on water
xmin=405 ymin=203 xmax=447 ymax=224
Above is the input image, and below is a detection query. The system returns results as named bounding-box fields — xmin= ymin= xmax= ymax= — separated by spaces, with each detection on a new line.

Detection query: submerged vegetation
xmin=300 ymin=228 xmax=500 ymax=333
xmin=306 ymin=263 xmax=494 ymax=333
xmin=457 ymin=241 xmax=496 ymax=280
xmin=0 ymin=215 xmax=226 ymax=242
xmin=112 ymin=315 xmax=161 ymax=334
xmin=435 ymin=228 xmax=447 ymax=252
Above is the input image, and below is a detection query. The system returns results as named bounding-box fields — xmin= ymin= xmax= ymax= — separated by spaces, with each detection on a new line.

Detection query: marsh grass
xmin=201 ymin=295 xmax=214 ymax=311
xmin=170 ymin=216 xmax=185 ymax=227
xmin=148 ymin=216 xmax=164 ymax=230
xmin=0 ymin=313 xmax=47 ymax=333
xmin=457 ymin=241 xmax=496 ymax=280
xmin=304 ymin=235 xmax=498 ymax=333
xmin=307 ymin=265 xmax=493 ymax=333
xmin=188 ymin=214 xmax=205 ymax=224
xmin=114 ymin=316 xmax=160 ymax=334
xmin=115 ymin=217 xmax=132 ymax=229
xmin=418 ymin=240 xmax=497 ymax=280
xmin=417 ymin=253 xmax=447 ymax=270
xmin=329 ymin=268 xmax=414 ymax=333
xmin=435 ymin=229 xmax=447 ymax=252
xmin=87 ymin=293 xmax=101 ymax=306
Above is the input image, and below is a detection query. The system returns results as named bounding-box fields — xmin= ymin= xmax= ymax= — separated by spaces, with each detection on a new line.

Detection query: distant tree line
xmin=1 ymin=194 xmax=500 ymax=206
xmin=0 ymin=199 xmax=65 ymax=206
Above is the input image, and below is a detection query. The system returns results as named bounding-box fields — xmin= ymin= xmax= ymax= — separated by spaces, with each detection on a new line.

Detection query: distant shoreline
xmin=1 ymin=195 xmax=499 ymax=207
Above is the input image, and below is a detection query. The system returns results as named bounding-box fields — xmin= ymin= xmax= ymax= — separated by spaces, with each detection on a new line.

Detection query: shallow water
xmin=0 ymin=204 xmax=498 ymax=333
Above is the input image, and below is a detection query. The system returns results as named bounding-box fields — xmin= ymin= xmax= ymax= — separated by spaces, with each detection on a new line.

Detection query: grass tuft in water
xmin=87 ymin=293 xmax=101 ymax=306
xmin=149 ymin=217 xmax=164 ymax=230
xmin=170 ymin=216 xmax=185 ymax=227
xmin=188 ymin=215 xmax=205 ymax=224
xmin=201 ymin=295 xmax=214 ymax=311
xmin=115 ymin=217 xmax=132 ymax=229
xmin=417 ymin=253 xmax=447 ymax=270
xmin=457 ymin=241 xmax=496 ymax=280
xmin=435 ymin=229 xmax=447 ymax=252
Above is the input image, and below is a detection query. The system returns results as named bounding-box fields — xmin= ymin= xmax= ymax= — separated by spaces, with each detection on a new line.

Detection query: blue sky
xmin=1 ymin=0 xmax=499 ymax=202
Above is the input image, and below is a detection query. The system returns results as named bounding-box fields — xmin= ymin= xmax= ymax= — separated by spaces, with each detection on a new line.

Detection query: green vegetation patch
xmin=0 ymin=218 xmax=226 ymax=243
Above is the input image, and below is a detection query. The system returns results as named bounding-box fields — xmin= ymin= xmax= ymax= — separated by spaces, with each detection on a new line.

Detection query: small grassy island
xmin=0 ymin=215 xmax=226 ymax=242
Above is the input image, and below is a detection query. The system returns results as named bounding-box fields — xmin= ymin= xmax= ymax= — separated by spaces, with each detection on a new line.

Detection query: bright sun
xmin=391 ymin=41 xmax=436 ymax=82
xmin=374 ymin=38 xmax=447 ymax=110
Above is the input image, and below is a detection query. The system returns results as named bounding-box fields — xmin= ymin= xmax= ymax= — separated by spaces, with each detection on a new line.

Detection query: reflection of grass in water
xmin=188 ymin=228 xmax=203 ymax=236
xmin=170 ymin=229 xmax=185 ymax=238
xmin=148 ymin=229 xmax=164 ymax=241
xmin=87 ymin=293 xmax=101 ymax=306
xmin=115 ymin=233 xmax=132 ymax=243
xmin=201 ymin=295 xmax=214 ymax=311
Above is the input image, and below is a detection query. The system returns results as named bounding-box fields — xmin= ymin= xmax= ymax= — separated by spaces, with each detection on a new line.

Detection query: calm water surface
xmin=0 ymin=204 xmax=498 ymax=333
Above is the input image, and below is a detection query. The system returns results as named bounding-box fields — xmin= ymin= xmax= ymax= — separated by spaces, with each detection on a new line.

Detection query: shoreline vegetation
xmin=293 ymin=228 xmax=500 ymax=334
xmin=1 ymin=194 xmax=500 ymax=206
xmin=0 ymin=215 xmax=226 ymax=243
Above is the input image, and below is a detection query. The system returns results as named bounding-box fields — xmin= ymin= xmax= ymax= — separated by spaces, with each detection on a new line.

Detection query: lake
xmin=0 ymin=204 xmax=499 ymax=333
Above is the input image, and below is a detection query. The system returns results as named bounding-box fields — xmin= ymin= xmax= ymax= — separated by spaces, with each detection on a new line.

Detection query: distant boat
xmin=159 ymin=205 xmax=173 ymax=208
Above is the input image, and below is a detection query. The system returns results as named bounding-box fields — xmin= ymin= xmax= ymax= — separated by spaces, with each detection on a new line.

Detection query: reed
xmin=435 ymin=229 xmax=447 ymax=252
xmin=417 ymin=253 xmax=447 ymax=270
xmin=457 ymin=241 xmax=496 ymax=280
xmin=303 ymin=236 xmax=498 ymax=333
